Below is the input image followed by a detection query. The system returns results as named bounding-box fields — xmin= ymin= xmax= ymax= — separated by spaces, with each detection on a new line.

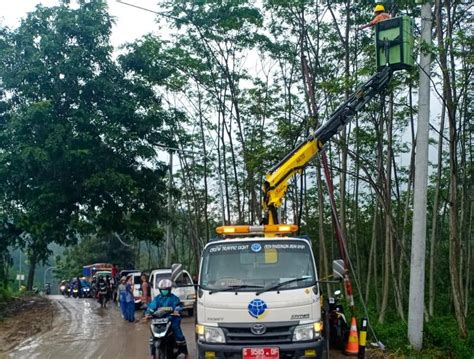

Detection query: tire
xmin=154 ymin=342 xmax=166 ymax=359
xmin=323 ymin=307 xmax=330 ymax=359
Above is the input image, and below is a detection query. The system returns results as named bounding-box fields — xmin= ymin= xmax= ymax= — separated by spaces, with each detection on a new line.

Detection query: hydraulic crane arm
xmin=263 ymin=66 xmax=393 ymax=225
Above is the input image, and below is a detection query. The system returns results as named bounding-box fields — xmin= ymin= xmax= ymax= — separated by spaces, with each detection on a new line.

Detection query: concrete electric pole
xmin=408 ymin=0 xmax=432 ymax=350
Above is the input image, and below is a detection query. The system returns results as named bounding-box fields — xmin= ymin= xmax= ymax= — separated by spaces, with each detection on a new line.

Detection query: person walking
xmin=118 ymin=276 xmax=127 ymax=318
xmin=125 ymin=276 xmax=135 ymax=322
xmin=141 ymin=274 xmax=151 ymax=311
xmin=358 ymin=4 xmax=391 ymax=30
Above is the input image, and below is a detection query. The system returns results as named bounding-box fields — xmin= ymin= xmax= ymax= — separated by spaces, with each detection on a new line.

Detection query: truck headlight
xmin=196 ymin=325 xmax=225 ymax=343
xmin=293 ymin=322 xmax=323 ymax=342
xmin=293 ymin=324 xmax=314 ymax=341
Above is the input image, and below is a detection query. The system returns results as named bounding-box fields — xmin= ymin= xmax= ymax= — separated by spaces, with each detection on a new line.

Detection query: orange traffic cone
xmin=344 ymin=316 xmax=359 ymax=356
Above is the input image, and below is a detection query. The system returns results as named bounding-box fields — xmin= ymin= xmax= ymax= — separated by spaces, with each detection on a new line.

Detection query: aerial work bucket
xmin=375 ymin=16 xmax=414 ymax=71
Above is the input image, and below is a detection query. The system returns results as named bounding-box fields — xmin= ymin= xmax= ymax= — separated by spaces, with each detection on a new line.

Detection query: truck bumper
xmin=197 ymin=339 xmax=325 ymax=359
xmin=181 ymin=299 xmax=195 ymax=310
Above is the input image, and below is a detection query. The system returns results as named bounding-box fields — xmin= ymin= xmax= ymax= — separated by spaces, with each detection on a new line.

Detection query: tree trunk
xmin=386 ymin=93 xmax=405 ymax=322
xmin=365 ymin=203 xmax=378 ymax=304
xmin=317 ymin=169 xmax=329 ymax=294
xmin=428 ymin=103 xmax=445 ymax=316
xmin=220 ymin=113 xmax=231 ymax=223
xmin=26 ymin=252 xmax=37 ymax=291
xmin=378 ymin=99 xmax=390 ymax=324
xmin=198 ymin=88 xmax=210 ymax=242
xmin=448 ymin=126 xmax=467 ymax=338
xmin=439 ymin=0 xmax=467 ymax=338
xmin=399 ymin=81 xmax=416 ymax=311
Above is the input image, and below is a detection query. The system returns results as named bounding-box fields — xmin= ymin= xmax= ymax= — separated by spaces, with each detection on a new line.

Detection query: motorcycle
xmin=44 ymin=283 xmax=51 ymax=295
xmin=60 ymin=284 xmax=67 ymax=296
xmin=148 ymin=308 xmax=185 ymax=359
xmin=82 ymin=286 xmax=92 ymax=298
xmin=328 ymin=289 xmax=349 ymax=350
xmin=97 ymin=283 xmax=108 ymax=308
xmin=72 ymin=287 xmax=79 ymax=298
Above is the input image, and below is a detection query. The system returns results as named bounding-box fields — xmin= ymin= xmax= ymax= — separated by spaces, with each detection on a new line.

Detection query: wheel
xmin=157 ymin=349 xmax=166 ymax=359
xmin=154 ymin=341 xmax=166 ymax=359
xmin=323 ymin=307 xmax=330 ymax=359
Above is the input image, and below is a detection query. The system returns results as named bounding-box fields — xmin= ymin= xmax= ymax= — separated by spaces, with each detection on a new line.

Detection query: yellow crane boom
xmin=262 ymin=66 xmax=393 ymax=225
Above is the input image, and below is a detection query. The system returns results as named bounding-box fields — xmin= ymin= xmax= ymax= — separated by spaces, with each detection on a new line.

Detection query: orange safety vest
xmin=369 ymin=12 xmax=391 ymax=26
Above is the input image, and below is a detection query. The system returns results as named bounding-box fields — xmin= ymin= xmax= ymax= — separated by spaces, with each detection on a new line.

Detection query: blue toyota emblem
xmin=248 ymin=299 xmax=267 ymax=319
xmin=251 ymin=243 xmax=262 ymax=253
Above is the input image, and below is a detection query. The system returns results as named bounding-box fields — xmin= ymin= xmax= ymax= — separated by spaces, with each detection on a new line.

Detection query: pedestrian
xmin=358 ymin=4 xmax=391 ymax=30
xmin=76 ymin=276 xmax=82 ymax=298
xmin=141 ymin=274 xmax=151 ymax=311
xmin=118 ymin=276 xmax=127 ymax=318
xmin=125 ymin=276 xmax=135 ymax=322
xmin=111 ymin=263 xmax=119 ymax=281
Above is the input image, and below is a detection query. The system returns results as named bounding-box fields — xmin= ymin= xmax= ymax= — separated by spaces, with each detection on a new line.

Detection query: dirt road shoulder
xmin=0 ymin=295 xmax=54 ymax=354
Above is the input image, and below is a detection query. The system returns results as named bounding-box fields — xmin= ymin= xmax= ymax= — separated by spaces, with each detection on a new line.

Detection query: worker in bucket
xmin=358 ymin=4 xmax=391 ymax=30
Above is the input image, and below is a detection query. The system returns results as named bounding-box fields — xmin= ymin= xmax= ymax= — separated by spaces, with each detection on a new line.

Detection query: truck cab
xmin=196 ymin=228 xmax=325 ymax=359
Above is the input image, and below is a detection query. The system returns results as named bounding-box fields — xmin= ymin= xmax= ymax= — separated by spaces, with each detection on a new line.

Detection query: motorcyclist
xmin=75 ymin=276 xmax=83 ymax=298
xmin=59 ymin=280 xmax=67 ymax=295
xmin=97 ymin=276 xmax=109 ymax=307
xmin=145 ymin=279 xmax=189 ymax=359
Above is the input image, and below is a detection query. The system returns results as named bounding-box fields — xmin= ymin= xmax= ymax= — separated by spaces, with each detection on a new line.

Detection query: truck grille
xmin=220 ymin=322 xmax=297 ymax=344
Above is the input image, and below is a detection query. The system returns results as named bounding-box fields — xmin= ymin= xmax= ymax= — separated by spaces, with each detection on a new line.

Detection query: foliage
xmin=370 ymin=316 xmax=474 ymax=359
xmin=0 ymin=0 xmax=175 ymax=287
xmin=54 ymin=234 xmax=138 ymax=280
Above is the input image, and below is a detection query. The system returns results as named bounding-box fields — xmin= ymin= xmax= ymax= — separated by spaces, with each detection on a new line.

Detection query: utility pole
xmin=408 ymin=0 xmax=432 ymax=350
xmin=165 ymin=151 xmax=173 ymax=267
xmin=18 ymin=250 xmax=22 ymax=290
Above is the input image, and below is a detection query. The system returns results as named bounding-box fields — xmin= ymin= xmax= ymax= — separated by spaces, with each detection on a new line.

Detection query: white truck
xmin=195 ymin=225 xmax=326 ymax=359
xmin=195 ymin=68 xmax=397 ymax=358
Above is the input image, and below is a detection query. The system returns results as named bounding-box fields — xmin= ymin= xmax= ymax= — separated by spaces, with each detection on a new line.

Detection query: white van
xmin=129 ymin=272 xmax=143 ymax=308
xmin=149 ymin=268 xmax=196 ymax=316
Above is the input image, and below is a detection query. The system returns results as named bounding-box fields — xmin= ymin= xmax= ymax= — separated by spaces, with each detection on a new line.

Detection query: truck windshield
xmin=200 ymin=240 xmax=316 ymax=292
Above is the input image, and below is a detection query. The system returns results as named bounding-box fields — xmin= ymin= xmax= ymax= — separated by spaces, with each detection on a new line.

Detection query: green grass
xmin=370 ymin=316 xmax=473 ymax=358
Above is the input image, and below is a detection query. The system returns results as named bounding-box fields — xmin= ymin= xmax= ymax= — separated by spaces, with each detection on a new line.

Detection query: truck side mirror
xmin=332 ymin=259 xmax=345 ymax=280
xmin=171 ymin=263 xmax=183 ymax=284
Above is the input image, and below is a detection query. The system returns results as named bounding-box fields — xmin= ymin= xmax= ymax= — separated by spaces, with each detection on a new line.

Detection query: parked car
xmin=149 ymin=268 xmax=196 ymax=316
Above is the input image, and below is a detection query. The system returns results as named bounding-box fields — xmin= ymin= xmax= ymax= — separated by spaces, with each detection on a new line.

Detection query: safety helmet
xmin=374 ymin=4 xmax=385 ymax=12
xmin=158 ymin=279 xmax=173 ymax=291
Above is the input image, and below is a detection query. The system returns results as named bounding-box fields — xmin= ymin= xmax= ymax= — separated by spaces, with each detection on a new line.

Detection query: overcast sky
xmin=0 ymin=0 xmax=159 ymax=50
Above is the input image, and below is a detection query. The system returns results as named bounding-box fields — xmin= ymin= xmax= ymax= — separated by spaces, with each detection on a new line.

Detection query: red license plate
xmin=243 ymin=347 xmax=279 ymax=359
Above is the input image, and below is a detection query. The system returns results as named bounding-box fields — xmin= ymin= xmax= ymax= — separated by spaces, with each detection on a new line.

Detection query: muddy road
xmin=4 ymin=295 xmax=356 ymax=359
xmin=5 ymin=295 xmax=196 ymax=359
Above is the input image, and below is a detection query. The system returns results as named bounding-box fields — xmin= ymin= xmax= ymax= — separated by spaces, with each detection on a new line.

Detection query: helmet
xmin=158 ymin=279 xmax=173 ymax=290
xmin=374 ymin=4 xmax=385 ymax=12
